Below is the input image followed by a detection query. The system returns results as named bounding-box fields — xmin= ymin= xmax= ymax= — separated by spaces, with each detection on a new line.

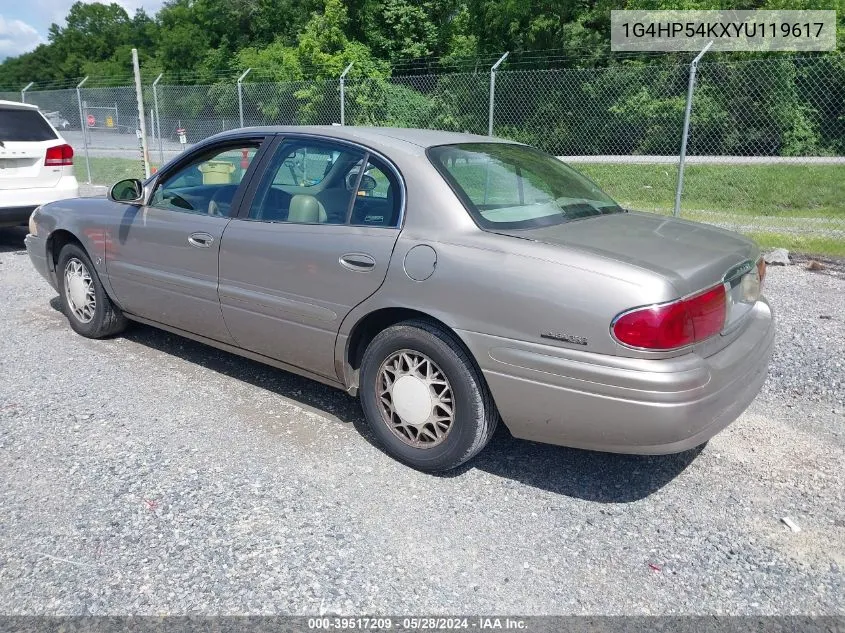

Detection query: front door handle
xmin=339 ymin=253 xmax=376 ymax=272
xmin=188 ymin=232 xmax=214 ymax=248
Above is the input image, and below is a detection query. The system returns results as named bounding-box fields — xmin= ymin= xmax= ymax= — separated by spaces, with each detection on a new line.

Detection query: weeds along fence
xmin=3 ymin=53 xmax=844 ymax=255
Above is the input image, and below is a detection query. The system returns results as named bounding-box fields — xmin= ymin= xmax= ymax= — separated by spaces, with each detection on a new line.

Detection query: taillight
xmin=756 ymin=258 xmax=767 ymax=290
xmin=612 ymin=284 xmax=727 ymax=350
xmin=45 ymin=144 xmax=73 ymax=166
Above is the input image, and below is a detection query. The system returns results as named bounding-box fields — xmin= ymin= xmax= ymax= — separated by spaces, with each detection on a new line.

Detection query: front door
xmin=106 ymin=140 xmax=264 ymax=342
xmin=218 ymin=137 xmax=403 ymax=380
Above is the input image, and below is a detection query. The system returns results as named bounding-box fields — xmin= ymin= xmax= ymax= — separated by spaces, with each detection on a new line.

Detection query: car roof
xmin=0 ymin=99 xmax=39 ymax=110
xmin=211 ymin=126 xmax=520 ymax=157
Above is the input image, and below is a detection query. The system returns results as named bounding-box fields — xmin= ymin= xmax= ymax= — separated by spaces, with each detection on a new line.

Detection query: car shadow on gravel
xmin=466 ymin=426 xmax=703 ymax=502
xmin=0 ymin=227 xmax=28 ymax=253
xmin=65 ymin=311 xmax=701 ymax=503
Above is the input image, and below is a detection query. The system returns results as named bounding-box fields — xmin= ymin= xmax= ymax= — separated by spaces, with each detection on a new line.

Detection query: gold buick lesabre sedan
xmin=26 ymin=126 xmax=774 ymax=471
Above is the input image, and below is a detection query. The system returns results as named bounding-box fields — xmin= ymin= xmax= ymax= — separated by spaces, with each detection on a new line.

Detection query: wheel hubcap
xmin=376 ymin=350 xmax=455 ymax=448
xmin=64 ymin=258 xmax=96 ymax=323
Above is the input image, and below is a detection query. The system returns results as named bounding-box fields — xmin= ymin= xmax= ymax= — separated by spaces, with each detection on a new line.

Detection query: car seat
xmin=288 ymin=194 xmax=327 ymax=223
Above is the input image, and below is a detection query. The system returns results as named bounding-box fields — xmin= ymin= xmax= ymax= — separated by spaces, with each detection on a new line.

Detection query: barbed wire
xmin=1 ymin=50 xmax=842 ymax=93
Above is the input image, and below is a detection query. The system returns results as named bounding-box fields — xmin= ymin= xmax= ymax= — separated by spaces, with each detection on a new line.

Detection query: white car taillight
xmin=45 ymin=144 xmax=74 ymax=166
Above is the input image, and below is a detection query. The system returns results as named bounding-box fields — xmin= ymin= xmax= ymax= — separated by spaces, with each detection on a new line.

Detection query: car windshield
xmin=0 ymin=109 xmax=58 ymax=142
xmin=428 ymin=143 xmax=623 ymax=230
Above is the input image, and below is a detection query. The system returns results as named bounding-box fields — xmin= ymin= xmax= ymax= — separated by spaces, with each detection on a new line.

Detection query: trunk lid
xmin=500 ymin=211 xmax=758 ymax=296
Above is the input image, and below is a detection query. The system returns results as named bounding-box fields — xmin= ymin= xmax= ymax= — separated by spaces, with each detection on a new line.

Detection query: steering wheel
xmin=162 ymin=191 xmax=193 ymax=211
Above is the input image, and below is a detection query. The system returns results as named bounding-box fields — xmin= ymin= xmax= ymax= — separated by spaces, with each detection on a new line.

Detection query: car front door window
xmin=150 ymin=145 xmax=258 ymax=217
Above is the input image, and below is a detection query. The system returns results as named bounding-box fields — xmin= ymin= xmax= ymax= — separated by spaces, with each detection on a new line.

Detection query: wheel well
xmin=46 ymin=230 xmax=84 ymax=272
xmin=347 ymin=308 xmax=449 ymax=373
xmin=344 ymin=308 xmax=496 ymax=410
xmin=346 ymin=306 xmax=491 ymax=386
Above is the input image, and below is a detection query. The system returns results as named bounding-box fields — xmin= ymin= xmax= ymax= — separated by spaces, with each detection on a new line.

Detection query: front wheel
xmin=57 ymin=243 xmax=127 ymax=338
xmin=359 ymin=319 xmax=498 ymax=472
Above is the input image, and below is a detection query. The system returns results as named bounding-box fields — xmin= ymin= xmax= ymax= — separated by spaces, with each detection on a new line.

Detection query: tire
xmin=57 ymin=243 xmax=127 ymax=338
xmin=359 ymin=319 xmax=498 ymax=472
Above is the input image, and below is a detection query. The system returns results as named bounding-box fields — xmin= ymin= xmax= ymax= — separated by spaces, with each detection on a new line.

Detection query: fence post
xmin=20 ymin=81 xmax=34 ymax=103
xmin=152 ymin=73 xmax=164 ymax=166
xmin=131 ymin=49 xmax=150 ymax=179
xmin=488 ymin=52 xmax=509 ymax=137
xmin=76 ymin=76 xmax=92 ymax=185
xmin=674 ymin=41 xmax=713 ymax=218
xmin=339 ymin=62 xmax=354 ymax=126
xmin=237 ymin=68 xmax=252 ymax=128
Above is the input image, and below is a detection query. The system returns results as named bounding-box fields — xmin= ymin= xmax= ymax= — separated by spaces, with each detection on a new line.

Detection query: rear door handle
xmin=339 ymin=253 xmax=376 ymax=272
xmin=188 ymin=232 xmax=214 ymax=248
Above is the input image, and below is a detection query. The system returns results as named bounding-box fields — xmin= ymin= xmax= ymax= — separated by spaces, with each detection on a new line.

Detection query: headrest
xmin=288 ymin=194 xmax=327 ymax=223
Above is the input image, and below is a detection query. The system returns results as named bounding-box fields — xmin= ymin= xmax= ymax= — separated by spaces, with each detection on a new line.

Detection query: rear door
xmin=218 ymin=136 xmax=404 ymax=380
xmin=106 ymin=138 xmax=267 ymax=342
xmin=0 ymin=103 xmax=64 ymax=191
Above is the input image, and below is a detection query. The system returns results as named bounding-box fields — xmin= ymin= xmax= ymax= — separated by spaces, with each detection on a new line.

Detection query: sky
xmin=0 ymin=0 xmax=164 ymax=60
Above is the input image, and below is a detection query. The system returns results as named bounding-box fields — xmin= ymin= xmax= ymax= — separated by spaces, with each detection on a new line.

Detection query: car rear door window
xmin=248 ymin=140 xmax=402 ymax=228
xmin=0 ymin=109 xmax=58 ymax=142
xmin=348 ymin=159 xmax=401 ymax=227
xmin=248 ymin=140 xmax=364 ymax=225
xmin=271 ymin=146 xmax=340 ymax=187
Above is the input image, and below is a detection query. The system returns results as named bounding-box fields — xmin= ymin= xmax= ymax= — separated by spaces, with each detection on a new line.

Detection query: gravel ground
xmin=0 ymin=226 xmax=843 ymax=616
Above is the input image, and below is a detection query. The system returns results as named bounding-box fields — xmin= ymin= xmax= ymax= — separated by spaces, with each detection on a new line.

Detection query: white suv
xmin=0 ymin=100 xmax=79 ymax=227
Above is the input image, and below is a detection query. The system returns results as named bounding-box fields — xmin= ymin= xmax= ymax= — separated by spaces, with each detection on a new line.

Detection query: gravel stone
xmin=0 ymin=226 xmax=843 ymax=615
xmin=765 ymin=248 xmax=791 ymax=266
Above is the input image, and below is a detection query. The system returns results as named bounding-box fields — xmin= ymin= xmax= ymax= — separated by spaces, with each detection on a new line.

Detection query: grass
xmin=74 ymin=157 xmax=152 ymax=187
xmin=577 ymin=163 xmax=844 ymax=219
xmin=747 ymin=232 xmax=845 ymax=259
xmin=76 ymin=157 xmax=845 ymax=258
xmin=577 ymin=163 xmax=844 ymax=258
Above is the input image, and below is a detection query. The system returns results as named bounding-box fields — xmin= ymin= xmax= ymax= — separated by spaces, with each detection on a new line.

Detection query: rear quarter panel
xmin=338 ymin=226 xmax=683 ymax=372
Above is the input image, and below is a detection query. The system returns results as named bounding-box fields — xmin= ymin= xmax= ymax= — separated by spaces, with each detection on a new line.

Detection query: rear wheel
xmin=57 ymin=243 xmax=127 ymax=338
xmin=359 ymin=319 xmax=497 ymax=472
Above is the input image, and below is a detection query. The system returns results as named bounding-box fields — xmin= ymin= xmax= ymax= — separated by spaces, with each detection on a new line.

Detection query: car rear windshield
xmin=428 ymin=143 xmax=623 ymax=230
xmin=0 ymin=109 xmax=58 ymax=142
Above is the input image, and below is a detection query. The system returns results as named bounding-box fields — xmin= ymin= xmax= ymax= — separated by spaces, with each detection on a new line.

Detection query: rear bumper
xmin=458 ymin=298 xmax=775 ymax=454
xmin=0 ymin=177 xmax=79 ymax=226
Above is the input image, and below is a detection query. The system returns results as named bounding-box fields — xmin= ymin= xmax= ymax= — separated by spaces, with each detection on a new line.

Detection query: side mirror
xmin=109 ymin=178 xmax=144 ymax=203
xmin=358 ymin=174 xmax=378 ymax=192
xmin=345 ymin=171 xmax=378 ymax=193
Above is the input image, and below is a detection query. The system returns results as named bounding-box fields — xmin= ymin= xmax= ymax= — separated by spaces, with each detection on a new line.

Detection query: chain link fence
xmin=680 ymin=55 xmax=845 ymax=254
xmin=4 ymin=54 xmax=843 ymax=256
xmin=344 ymin=73 xmax=490 ymax=133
